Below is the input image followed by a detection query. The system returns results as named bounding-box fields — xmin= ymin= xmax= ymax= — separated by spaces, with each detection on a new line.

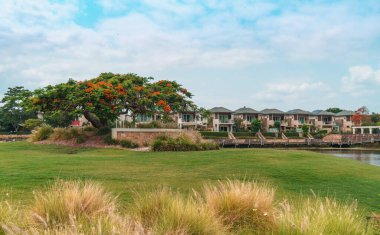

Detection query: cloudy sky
xmin=1 ymin=0 xmax=380 ymax=112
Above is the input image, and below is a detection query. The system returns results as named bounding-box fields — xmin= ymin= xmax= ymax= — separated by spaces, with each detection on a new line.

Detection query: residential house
xmin=233 ymin=106 xmax=260 ymax=130
xmin=210 ymin=107 xmax=234 ymax=132
xmin=259 ymin=108 xmax=287 ymax=131
xmin=310 ymin=110 xmax=339 ymax=132
xmin=286 ymin=109 xmax=312 ymax=128
xmin=175 ymin=109 xmax=206 ymax=130
xmin=334 ymin=110 xmax=355 ymax=133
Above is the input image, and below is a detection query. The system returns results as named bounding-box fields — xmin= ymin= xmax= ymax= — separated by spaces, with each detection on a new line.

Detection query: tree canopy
xmin=326 ymin=107 xmax=343 ymax=114
xmin=0 ymin=87 xmax=35 ymax=132
xmin=31 ymin=73 xmax=194 ymax=128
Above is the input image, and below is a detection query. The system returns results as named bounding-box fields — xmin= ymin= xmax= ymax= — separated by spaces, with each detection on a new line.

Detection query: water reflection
xmin=312 ymin=150 xmax=380 ymax=167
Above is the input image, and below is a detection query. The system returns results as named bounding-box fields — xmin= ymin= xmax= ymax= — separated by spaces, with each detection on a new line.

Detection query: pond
xmin=312 ymin=149 xmax=380 ymax=167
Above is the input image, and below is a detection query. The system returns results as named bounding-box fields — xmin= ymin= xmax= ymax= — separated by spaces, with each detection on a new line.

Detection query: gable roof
xmin=209 ymin=107 xmax=233 ymax=113
xmin=335 ymin=110 xmax=355 ymax=116
xmin=287 ymin=109 xmax=312 ymax=115
xmin=234 ymin=106 xmax=260 ymax=114
xmin=312 ymin=110 xmax=335 ymax=116
xmin=260 ymin=108 xmax=284 ymax=115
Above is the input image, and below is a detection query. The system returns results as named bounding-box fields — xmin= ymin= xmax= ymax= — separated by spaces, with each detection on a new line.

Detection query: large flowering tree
xmin=31 ymin=73 xmax=194 ymax=128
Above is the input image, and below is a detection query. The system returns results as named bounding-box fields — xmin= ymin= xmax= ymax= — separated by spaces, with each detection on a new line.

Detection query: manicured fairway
xmin=1 ymin=142 xmax=380 ymax=212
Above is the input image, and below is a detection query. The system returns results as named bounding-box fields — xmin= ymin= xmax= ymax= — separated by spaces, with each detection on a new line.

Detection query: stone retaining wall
xmin=111 ymin=128 xmax=199 ymax=146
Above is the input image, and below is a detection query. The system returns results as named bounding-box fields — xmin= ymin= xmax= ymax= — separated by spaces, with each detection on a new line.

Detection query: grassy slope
xmin=0 ymin=142 xmax=379 ymax=212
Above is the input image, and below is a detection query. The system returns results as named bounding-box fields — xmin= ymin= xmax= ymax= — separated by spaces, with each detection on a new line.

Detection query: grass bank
xmin=0 ymin=142 xmax=380 ymax=212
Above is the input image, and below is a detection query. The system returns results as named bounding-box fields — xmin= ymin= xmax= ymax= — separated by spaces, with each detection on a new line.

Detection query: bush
xmin=23 ymin=119 xmax=44 ymax=131
xmin=204 ymin=180 xmax=275 ymax=233
xmin=136 ymin=121 xmax=178 ymax=129
xmin=120 ymin=140 xmax=139 ymax=148
xmin=276 ymin=197 xmax=368 ymax=235
xmin=30 ymin=124 xmax=54 ymax=142
xmin=313 ymin=130 xmax=329 ymax=139
xmin=83 ymin=126 xmax=97 ymax=132
xmin=49 ymin=128 xmax=87 ymax=144
xmin=103 ymin=135 xmax=119 ymax=145
xmin=199 ymin=131 xmax=228 ymax=139
xmin=233 ymin=132 xmax=257 ymax=139
xmin=97 ymin=126 xmax=111 ymax=136
xmin=152 ymin=135 xmax=219 ymax=152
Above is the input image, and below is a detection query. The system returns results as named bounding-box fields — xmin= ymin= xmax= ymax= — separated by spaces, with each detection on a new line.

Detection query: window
xmin=247 ymin=115 xmax=254 ymax=122
xmin=182 ymin=114 xmax=193 ymax=122
xmin=136 ymin=114 xmax=152 ymax=122
xmin=299 ymin=117 xmax=305 ymax=124
xmin=273 ymin=116 xmax=281 ymax=121
xmin=220 ymin=115 xmax=229 ymax=123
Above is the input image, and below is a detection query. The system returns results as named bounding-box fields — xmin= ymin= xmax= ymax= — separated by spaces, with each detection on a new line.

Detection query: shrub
xmin=134 ymin=188 xmax=226 ymax=235
xmin=49 ymin=128 xmax=87 ymax=144
xmin=276 ymin=197 xmax=368 ymax=235
xmin=152 ymin=135 xmax=219 ymax=152
xmin=120 ymin=140 xmax=139 ymax=148
xmin=136 ymin=121 xmax=178 ymax=129
xmin=97 ymin=126 xmax=111 ymax=136
xmin=233 ymin=132 xmax=257 ymax=139
xmin=199 ymin=131 xmax=228 ymax=139
xmin=32 ymin=180 xmax=118 ymax=228
xmin=204 ymin=180 xmax=276 ymax=233
xmin=83 ymin=126 xmax=97 ymax=132
xmin=23 ymin=119 xmax=44 ymax=131
xmin=30 ymin=124 xmax=53 ymax=142
xmin=103 ymin=135 xmax=119 ymax=145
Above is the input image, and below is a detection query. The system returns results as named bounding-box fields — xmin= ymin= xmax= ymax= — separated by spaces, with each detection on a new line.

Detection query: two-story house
xmin=210 ymin=107 xmax=234 ymax=132
xmin=334 ymin=110 xmax=355 ymax=133
xmin=233 ymin=106 xmax=260 ymax=130
xmin=259 ymin=108 xmax=287 ymax=131
xmin=310 ymin=110 xmax=338 ymax=132
xmin=286 ymin=109 xmax=312 ymax=128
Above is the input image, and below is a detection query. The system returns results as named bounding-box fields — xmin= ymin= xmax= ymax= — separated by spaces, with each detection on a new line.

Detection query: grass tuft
xmin=204 ymin=179 xmax=276 ymax=233
xmin=134 ymin=188 xmax=227 ymax=234
xmin=31 ymin=180 xmax=118 ymax=228
xmin=276 ymin=196 xmax=369 ymax=235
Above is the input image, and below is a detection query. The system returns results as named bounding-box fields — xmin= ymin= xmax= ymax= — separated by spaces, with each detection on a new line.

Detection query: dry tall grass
xmin=134 ymin=188 xmax=226 ymax=235
xmin=276 ymin=196 xmax=370 ymax=235
xmin=204 ymin=179 xmax=276 ymax=234
xmin=0 ymin=179 xmax=375 ymax=235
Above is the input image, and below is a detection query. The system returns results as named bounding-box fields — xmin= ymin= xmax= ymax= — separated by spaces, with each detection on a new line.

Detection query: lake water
xmin=312 ymin=150 xmax=380 ymax=167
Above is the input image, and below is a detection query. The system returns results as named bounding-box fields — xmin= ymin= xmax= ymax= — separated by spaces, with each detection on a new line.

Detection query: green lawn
xmin=1 ymin=142 xmax=380 ymax=212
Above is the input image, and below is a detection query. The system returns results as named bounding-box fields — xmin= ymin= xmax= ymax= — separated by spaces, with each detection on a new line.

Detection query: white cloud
xmin=341 ymin=65 xmax=380 ymax=94
xmin=252 ymin=81 xmax=334 ymax=110
xmin=1 ymin=0 xmax=380 ymax=111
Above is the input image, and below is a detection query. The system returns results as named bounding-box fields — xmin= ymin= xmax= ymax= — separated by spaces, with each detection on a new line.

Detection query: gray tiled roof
xmin=335 ymin=110 xmax=355 ymax=116
xmin=234 ymin=106 xmax=260 ymax=114
xmin=209 ymin=107 xmax=233 ymax=113
xmin=312 ymin=110 xmax=335 ymax=116
xmin=260 ymin=108 xmax=284 ymax=114
xmin=287 ymin=109 xmax=312 ymax=115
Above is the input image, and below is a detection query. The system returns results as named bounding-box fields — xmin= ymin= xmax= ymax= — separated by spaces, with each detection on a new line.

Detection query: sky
xmin=1 ymin=0 xmax=380 ymax=112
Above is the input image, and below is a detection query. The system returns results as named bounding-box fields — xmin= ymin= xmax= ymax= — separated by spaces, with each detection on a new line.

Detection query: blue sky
xmin=1 ymin=0 xmax=380 ymax=112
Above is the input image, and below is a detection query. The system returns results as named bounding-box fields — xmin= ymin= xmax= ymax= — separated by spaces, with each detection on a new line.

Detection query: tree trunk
xmin=83 ymin=110 xmax=104 ymax=129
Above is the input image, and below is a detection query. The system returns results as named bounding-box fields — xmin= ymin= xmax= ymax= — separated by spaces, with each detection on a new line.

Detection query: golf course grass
xmin=1 ymin=141 xmax=380 ymax=212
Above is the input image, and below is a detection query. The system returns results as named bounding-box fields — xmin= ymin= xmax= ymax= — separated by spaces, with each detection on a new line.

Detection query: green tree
xmin=302 ymin=124 xmax=309 ymax=137
xmin=326 ymin=107 xmax=343 ymax=114
xmin=251 ymin=119 xmax=262 ymax=133
xmin=274 ymin=120 xmax=281 ymax=131
xmin=233 ymin=118 xmax=243 ymax=132
xmin=0 ymin=87 xmax=35 ymax=132
xmin=198 ymin=107 xmax=212 ymax=127
xmin=31 ymin=73 xmax=194 ymax=129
